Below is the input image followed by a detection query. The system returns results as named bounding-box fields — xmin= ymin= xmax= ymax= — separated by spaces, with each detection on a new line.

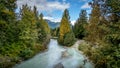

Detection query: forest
xmin=0 ymin=0 xmax=120 ymax=68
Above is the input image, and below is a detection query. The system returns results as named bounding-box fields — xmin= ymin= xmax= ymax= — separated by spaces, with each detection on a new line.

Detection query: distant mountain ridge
xmin=45 ymin=19 xmax=60 ymax=29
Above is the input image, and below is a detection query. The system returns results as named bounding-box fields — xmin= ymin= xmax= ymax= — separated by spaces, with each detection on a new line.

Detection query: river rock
xmin=61 ymin=50 xmax=69 ymax=58
xmin=54 ymin=63 xmax=64 ymax=68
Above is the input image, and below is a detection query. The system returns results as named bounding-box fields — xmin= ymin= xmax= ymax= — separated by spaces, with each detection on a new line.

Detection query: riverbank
xmin=0 ymin=44 xmax=47 ymax=68
xmin=0 ymin=37 xmax=51 ymax=68
xmin=77 ymin=40 xmax=98 ymax=67
xmin=71 ymin=40 xmax=94 ymax=67
xmin=13 ymin=39 xmax=94 ymax=68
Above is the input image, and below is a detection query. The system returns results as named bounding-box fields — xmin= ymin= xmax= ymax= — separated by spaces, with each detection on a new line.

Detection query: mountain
xmin=45 ymin=19 xmax=60 ymax=29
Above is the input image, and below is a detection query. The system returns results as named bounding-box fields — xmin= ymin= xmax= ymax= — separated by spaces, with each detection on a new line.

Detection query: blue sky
xmin=16 ymin=0 xmax=92 ymax=25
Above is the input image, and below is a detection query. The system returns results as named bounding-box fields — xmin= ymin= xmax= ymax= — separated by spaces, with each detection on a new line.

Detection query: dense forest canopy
xmin=0 ymin=1 xmax=51 ymax=67
xmin=78 ymin=0 xmax=120 ymax=68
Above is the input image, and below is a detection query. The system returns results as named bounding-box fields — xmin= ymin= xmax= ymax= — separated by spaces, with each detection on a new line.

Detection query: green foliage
xmin=0 ymin=3 xmax=50 ymax=68
xmin=58 ymin=9 xmax=75 ymax=46
xmin=0 ymin=0 xmax=16 ymax=21
xmin=103 ymin=1 xmax=120 ymax=67
xmin=19 ymin=5 xmax=38 ymax=46
xmin=73 ymin=10 xmax=88 ymax=39
xmin=58 ymin=9 xmax=71 ymax=43
xmin=51 ymin=28 xmax=59 ymax=37
xmin=37 ymin=13 xmax=51 ymax=44
xmin=78 ymin=41 xmax=91 ymax=53
xmin=0 ymin=0 xmax=119 ymax=68
xmin=0 ymin=20 xmax=7 ymax=46
xmin=106 ymin=0 xmax=120 ymax=15
xmin=105 ymin=21 xmax=120 ymax=45
xmin=63 ymin=31 xmax=76 ymax=46
xmin=86 ymin=4 xmax=101 ymax=43
xmin=80 ymin=0 xmax=120 ymax=68
xmin=0 ymin=42 xmax=22 ymax=57
xmin=39 ymin=13 xmax=50 ymax=34
xmin=0 ymin=0 xmax=18 ymax=46
xmin=20 ymin=48 xmax=33 ymax=60
xmin=79 ymin=41 xmax=108 ymax=68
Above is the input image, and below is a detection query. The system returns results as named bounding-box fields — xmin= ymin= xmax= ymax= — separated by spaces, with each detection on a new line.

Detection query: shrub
xmin=20 ymin=48 xmax=33 ymax=60
xmin=63 ymin=32 xmax=76 ymax=46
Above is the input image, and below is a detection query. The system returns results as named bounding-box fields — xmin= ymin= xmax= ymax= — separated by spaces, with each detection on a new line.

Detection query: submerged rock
xmin=83 ymin=58 xmax=88 ymax=65
xmin=61 ymin=50 xmax=69 ymax=58
xmin=54 ymin=63 xmax=64 ymax=68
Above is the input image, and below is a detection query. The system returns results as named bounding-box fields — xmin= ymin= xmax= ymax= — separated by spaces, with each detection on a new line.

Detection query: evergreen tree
xmin=33 ymin=6 xmax=39 ymax=20
xmin=0 ymin=1 xmax=51 ymax=68
xmin=104 ymin=1 xmax=120 ymax=67
xmin=58 ymin=9 xmax=75 ymax=46
xmin=86 ymin=3 xmax=101 ymax=43
xmin=73 ymin=10 xmax=88 ymax=39
xmin=0 ymin=0 xmax=17 ymax=46
xmin=51 ymin=28 xmax=59 ymax=37
xmin=19 ymin=5 xmax=37 ymax=46
xmin=105 ymin=0 xmax=120 ymax=45
xmin=58 ymin=9 xmax=71 ymax=43
xmin=83 ymin=0 xmax=120 ymax=67
xmin=64 ymin=31 xmax=76 ymax=46
xmin=0 ymin=0 xmax=16 ymax=21
xmin=37 ymin=13 xmax=50 ymax=45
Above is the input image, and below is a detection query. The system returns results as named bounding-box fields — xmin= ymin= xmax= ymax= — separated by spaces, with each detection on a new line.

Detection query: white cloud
xmin=47 ymin=1 xmax=69 ymax=11
xmin=71 ymin=20 xmax=76 ymax=25
xmin=86 ymin=9 xmax=91 ymax=14
xmin=81 ymin=3 xmax=90 ymax=9
xmin=43 ymin=16 xmax=61 ymax=23
xmin=16 ymin=0 xmax=70 ymax=12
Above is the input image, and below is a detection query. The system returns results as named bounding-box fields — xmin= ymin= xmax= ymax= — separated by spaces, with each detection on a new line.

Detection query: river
xmin=13 ymin=39 xmax=94 ymax=68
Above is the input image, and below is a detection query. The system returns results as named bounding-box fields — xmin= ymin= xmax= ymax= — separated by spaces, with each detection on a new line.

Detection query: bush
xmin=79 ymin=41 xmax=120 ymax=68
xmin=63 ymin=32 xmax=76 ymax=46
xmin=33 ymin=44 xmax=46 ymax=53
xmin=20 ymin=48 xmax=33 ymax=60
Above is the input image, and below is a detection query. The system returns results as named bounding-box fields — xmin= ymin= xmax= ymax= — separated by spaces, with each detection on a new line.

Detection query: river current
xmin=13 ymin=39 xmax=94 ymax=68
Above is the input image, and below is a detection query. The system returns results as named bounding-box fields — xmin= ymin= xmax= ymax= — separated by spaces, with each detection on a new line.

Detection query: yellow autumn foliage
xmin=58 ymin=10 xmax=71 ymax=43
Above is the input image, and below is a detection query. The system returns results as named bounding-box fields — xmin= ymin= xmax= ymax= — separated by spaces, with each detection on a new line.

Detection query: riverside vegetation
xmin=0 ymin=0 xmax=120 ymax=68
xmin=0 ymin=2 xmax=50 ymax=68
xmin=74 ymin=0 xmax=120 ymax=68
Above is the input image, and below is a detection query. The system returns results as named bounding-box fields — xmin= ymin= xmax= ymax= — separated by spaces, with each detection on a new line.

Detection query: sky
xmin=16 ymin=0 xmax=92 ymax=25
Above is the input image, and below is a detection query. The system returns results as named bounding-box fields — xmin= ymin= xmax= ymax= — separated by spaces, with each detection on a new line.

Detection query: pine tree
xmin=58 ymin=9 xmax=71 ymax=43
xmin=37 ymin=13 xmax=50 ymax=44
xmin=0 ymin=0 xmax=16 ymax=21
xmin=33 ymin=6 xmax=38 ymax=20
xmin=0 ymin=1 xmax=51 ymax=68
xmin=86 ymin=3 xmax=101 ymax=43
xmin=19 ymin=5 xmax=37 ymax=46
xmin=84 ymin=0 xmax=120 ymax=67
xmin=104 ymin=1 xmax=120 ymax=67
xmin=73 ymin=10 xmax=88 ymax=39
xmin=0 ymin=0 xmax=17 ymax=46
xmin=105 ymin=0 xmax=120 ymax=45
xmin=58 ymin=9 xmax=75 ymax=46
